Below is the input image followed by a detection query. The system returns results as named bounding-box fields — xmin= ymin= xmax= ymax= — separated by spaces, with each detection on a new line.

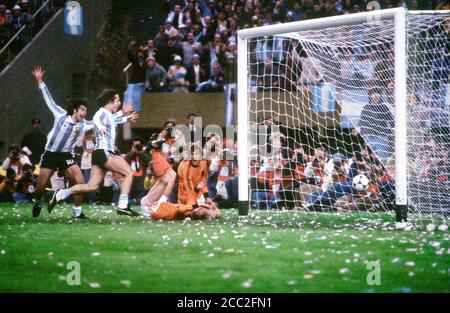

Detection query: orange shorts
xmin=151 ymin=150 xmax=172 ymax=177
xmin=142 ymin=195 xmax=194 ymax=221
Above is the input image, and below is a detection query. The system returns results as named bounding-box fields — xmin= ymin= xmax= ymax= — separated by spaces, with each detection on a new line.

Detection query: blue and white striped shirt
xmin=93 ymin=107 xmax=128 ymax=152
xmin=39 ymin=83 xmax=95 ymax=153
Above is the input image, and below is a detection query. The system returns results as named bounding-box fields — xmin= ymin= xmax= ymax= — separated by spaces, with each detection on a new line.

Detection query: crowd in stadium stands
xmin=125 ymin=0 xmax=449 ymax=94
xmin=0 ymin=0 xmax=63 ymax=69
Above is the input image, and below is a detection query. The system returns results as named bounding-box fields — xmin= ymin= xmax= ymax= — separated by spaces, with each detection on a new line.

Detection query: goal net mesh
xmin=245 ymin=12 xmax=449 ymax=218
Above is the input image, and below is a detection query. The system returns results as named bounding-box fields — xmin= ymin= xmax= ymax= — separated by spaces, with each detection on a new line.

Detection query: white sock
xmin=72 ymin=206 xmax=82 ymax=217
xmin=57 ymin=189 xmax=71 ymax=201
xmin=118 ymin=194 xmax=129 ymax=209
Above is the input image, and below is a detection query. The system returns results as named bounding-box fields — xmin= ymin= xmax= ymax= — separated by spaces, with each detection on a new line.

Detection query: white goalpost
xmin=237 ymin=8 xmax=450 ymax=221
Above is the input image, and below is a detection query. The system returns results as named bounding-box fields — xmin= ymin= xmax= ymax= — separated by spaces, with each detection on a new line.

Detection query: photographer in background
xmin=13 ymin=164 xmax=36 ymax=204
xmin=126 ymin=137 xmax=151 ymax=205
xmin=0 ymin=168 xmax=17 ymax=202
xmin=2 ymin=144 xmax=32 ymax=178
xmin=157 ymin=118 xmax=186 ymax=163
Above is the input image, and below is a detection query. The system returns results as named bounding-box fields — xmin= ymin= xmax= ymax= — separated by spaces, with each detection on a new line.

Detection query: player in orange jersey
xmin=139 ymin=136 xmax=220 ymax=221
xmin=177 ymin=143 xmax=213 ymax=206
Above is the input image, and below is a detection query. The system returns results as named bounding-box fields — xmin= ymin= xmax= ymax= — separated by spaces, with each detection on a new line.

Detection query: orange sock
xmin=151 ymin=150 xmax=172 ymax=177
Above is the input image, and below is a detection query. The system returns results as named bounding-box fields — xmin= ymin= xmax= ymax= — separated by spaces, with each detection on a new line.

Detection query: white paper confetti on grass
xmin=405 ymin=261 xmax=415 ymax=267
xmin=120 ymin=280 xmax=131 ymax=287
xmin=339 ymin=268 xmax=350 ymax=274
xmin=426 ymin=224 xmax=436 ymax=232
xmin=225 ymin=248 xmax=234 ymax=253
xmin=222 ymin=272 xmax=231 ymax=279
xmin=207 ymin=253 xmax=215 ymax=257
xmin=391 ymin=257 xmax=401 ymax=264
xmin=242 ymin=279 xmax=253 ymax=288
xmin=91 ymin=252 xmax=101 ymax=257
xmin=0 ymin=249 xmax=5 ymax=255
xmin=89 ymin=282 xmax=101 ymax=288
xmin=287 ymin=280 xmax=297 ymax=285
xmin=438 ymin=224 xmax=448 ymax=231
xmin=303 ymin=274 xmax=314 ymax=280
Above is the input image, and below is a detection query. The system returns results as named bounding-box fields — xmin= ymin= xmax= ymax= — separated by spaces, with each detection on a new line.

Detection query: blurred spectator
xmin=153 ymin=25 xmax=167 ymax=49
xmin=10 ymin=4 xmax=33 ymax=52
xmin=200 ymin=15 xmax=216 ymax=42
xmin=125 ymin=39 xmax=146 ymax=111
xmin=166 ymin=4 xmax=185 ymax=29
xmin=271 ymin=0 xmax=288 ymax=22
xmin=211 ymin=33 xmax=226 ymax=66
xmin=299 ymin=52 xmax=323 ymax=86
xmin=186 ymin=53 xmax=208 ymax=91
xmin=167 ymin=54 xmax=189 ymax=92
xmin=192 ymin=23 xmax=204 ymax=43
xmin=182 ymin=31 xmax=200 ymax=67
xmin=20 ymin=117 xmax=46 ymax=165
xmin=251 ymin=158 xmax=283 ymax=210
xmin=143 ymin=39 xmax=157 ymax=60
xmin=157 ymin=35 xmax=183 ymax=70
xmin=224 ymin=41 xmax=236 ymax=60
xmin=287 ymin=1 xmax=304 ymax=21
xmin=179 ymin=18 xmax=193 ymax=39
xmin=257 ymin=57 xmax=280 ymax=90
xmin=186 ymin=112 xmax=201 ymax=144
xmin=359 ymin=89 xmax=395 ymax=165
xmin=0 ymin=4 xmax=11 ymax=27
xmin=127 ymin=40 xmax=146 ymax=83
xmin=239 ymin=1 xmax=253 ymax=27
xmin=195 ymin=61 xmax=224 ymax=92
xmin=145 ymin=56 xmax=167 ymax=92
xmin=216 ymin=9 xmax=228 ymax=30
xmin=164 ymin=19 xmax=179 ymax=38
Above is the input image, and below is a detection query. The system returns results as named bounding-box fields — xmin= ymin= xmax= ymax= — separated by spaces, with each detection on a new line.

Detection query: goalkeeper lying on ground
xmin=140 ymin=136 xmax=221 ymax=221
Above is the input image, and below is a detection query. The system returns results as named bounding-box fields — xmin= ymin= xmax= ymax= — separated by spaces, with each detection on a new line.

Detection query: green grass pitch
xmin=0 ymin=203 xmax=448 ymax=292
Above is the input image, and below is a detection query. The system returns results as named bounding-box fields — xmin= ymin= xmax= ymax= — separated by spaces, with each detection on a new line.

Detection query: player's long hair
xmin=96 ymin=89 xmax=118 ymax=108
xmin=66 ymin=98 xmax=88 ymax=115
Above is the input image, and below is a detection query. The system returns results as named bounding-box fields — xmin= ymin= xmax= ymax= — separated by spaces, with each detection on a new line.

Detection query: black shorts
xmin=92 ymin=149 xmax=114 ymax=168
xmin=40 ymin=151 xmax=77 ymax=172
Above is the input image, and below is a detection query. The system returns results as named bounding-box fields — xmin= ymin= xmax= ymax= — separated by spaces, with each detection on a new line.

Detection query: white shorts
xmin=141 ymin=195 xmax=168 ymax=218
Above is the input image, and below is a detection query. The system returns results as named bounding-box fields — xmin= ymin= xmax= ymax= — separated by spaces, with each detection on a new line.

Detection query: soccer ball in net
xmin=352 ymin=174 xmax=370 ymax=192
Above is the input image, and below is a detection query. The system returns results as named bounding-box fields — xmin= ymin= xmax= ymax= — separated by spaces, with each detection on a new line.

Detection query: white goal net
xmin=238 ymin=9 xmax=449 ymax=220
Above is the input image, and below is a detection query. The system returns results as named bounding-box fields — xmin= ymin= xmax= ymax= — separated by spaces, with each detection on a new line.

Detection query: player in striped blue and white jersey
xmin=51 ymin=89 xmax=140 ymax=216
xmin=32 ymin=66 xmax=95 ymax=219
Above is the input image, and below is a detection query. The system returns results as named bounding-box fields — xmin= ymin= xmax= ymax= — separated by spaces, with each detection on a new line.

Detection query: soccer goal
xmin=237 ymin=8 xmax=449 ymax=221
